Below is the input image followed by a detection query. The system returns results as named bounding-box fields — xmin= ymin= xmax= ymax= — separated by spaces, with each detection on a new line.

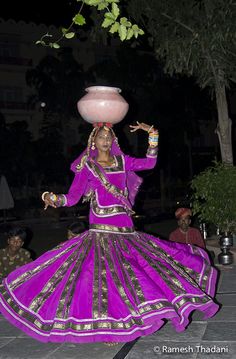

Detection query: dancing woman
xmin=0 ymin=120 xmax=219 ymax=343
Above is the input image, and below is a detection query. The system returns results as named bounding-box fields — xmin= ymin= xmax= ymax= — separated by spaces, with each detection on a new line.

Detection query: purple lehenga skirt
xmin=0 ymin=230 xmax=219 ymax=343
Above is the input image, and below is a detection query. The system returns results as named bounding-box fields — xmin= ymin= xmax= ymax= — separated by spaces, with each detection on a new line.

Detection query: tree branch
xmin=161 ymin=12 xmax=195 ymax=34
xmin=202 ymin=45 xmax=218 ymax=80
xmin=226 ymin=49 xmax=236 ymax=58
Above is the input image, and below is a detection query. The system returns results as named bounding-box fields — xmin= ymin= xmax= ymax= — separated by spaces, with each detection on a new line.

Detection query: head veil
xmin=70 ymin=123 xmax=143 ymax=207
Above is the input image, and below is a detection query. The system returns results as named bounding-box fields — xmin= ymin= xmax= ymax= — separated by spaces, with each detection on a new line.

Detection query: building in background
xmin=0 ymin=18 xmax=119 ymax=142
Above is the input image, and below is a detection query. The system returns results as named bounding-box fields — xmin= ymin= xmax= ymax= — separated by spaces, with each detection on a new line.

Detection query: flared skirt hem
xmin=0 ymin=296 xmax=219 ymax=343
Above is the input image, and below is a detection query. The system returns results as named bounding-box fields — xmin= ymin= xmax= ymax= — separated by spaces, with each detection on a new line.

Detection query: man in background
xmin=0 ymin=226 xmax=32 ymax=280
xmin=169 ymin=208 xmax=205 ymax=249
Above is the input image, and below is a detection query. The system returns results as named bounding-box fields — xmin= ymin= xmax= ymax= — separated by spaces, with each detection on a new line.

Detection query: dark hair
xmin=95 ymin=126 xmax=113 ymax=138
xmin=8 ymin=226 xmax=27 ymax=242
xmin=68 ymin=222 xmax=85 ymax=235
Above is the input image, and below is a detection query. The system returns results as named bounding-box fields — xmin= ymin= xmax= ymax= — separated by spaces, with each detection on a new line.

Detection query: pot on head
xmin=77 ymin=86 xmax=129 ymax=125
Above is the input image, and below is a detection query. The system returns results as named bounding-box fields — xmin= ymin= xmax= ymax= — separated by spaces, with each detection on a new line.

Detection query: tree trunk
xmin=215 ymin=82 xmax=233 ymax=164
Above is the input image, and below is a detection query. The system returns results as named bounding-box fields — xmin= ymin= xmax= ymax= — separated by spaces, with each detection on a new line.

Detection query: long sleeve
xmin=124 ymin=146 xmax=158 ymax=172
xmin=64 ymin=165 xmax=90 ymax=207
xmin=169 ymin=228 xmax=206 ymax=249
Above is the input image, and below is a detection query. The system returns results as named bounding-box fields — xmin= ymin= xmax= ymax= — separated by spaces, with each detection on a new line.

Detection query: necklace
xmin=97 ymin=156 xmax=115 ymax=167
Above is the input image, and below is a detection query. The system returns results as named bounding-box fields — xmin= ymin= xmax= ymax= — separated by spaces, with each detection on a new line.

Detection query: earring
xmin=91 ymin=142 xmax=96 ymax=150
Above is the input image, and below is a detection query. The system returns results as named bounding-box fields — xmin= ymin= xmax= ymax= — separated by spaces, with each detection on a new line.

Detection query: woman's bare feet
xmin=104 ymin=342 xmax=119 ymax=346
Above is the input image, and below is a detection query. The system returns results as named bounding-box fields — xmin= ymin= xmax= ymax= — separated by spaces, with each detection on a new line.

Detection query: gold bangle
xmin=41 ymin=191 xmax=49 ymax=201
xmin=148 ymin=125 xmax=154 ymax=133
xmin=50 ymin=194 xmax=57 ymax=202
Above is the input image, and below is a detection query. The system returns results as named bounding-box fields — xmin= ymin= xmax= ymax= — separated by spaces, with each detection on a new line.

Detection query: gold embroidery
xmin=201 ymin=266 xmax=212 ymax=292
xmin=129 ymin=237 xmax=185 ymax=295
xmin=57 ymin=237 xmax=93 ymax=319
xmin=104 ymin=238 xmax=139 ymax=317
xmin=9 ymin=240 xmax=82 ymax=291
xmin=137 ymin=234 xmax=200 ymax=289
xmin=189 ymin=245 xmax=212 ymax=291
xmin=86 ymin=160 xmax=131 ymax=205
xmin=99 ymin=235 xmax=108 ymax=319
xmin=82 ymin=189 xmax=94 ymax=203
xmin=104 ymin=155 xmax=124 ymax=173
xmin=29 ymin=245 xmax=83 ymax=312
xmin=86 ymin=160 xmax=123 ymax=194
xmin=0 ymin=230 xmax=216 ymax=337
xmin=137 ymin=233 xmax=215 ymax=297
xmin=75 ymin=155 xmax=88 ymax=172
xmin=93 ymin=233 xmax=99 ymax=319
xmin=114 ymin=242 xmax=142 ymax=307
xmin=174 ymin=295 xmax=211 ymax=310
xmin=90 ymin=224 xmax=134 ymax=233
xmin=91 ymin=196 xmax=127 ymax=217
xmin=86 ymin=158 xmax=135 ymax=215
xmin=0 ymin=282 xmax=214 ymax=334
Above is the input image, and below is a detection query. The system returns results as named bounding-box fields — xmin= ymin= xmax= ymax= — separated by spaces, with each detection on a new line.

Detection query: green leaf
xmin=118 ymin=24 xmax=127 ymax=41
xmin=52 ymin=43 xmax=60 ymax=49
xmin=132 ymin=24 xmax=144 ymax=38
xmin=104 ymin=11 xmax=116 ymax=21
xmin=109 ymin=21 xmax=120 ymax=34
xmin=112 ymin=3 xmax=120 ymax=19
xmin=102 ymin=11 xmax=116 ymax=28
xmin=84 ymin=0 xmax=101 ymax=5
xmin=61 ymin=27 xmax=68 ymax=35
xmin=132 ymin=24 xmax=139 ymax=32
xmin=65 ymin=32 xmax=75 ymax=39
xmin=102 ymin=18 xmax=114 ymax=28
xmin=35 ymin=40 xmax=42 ymax=45
xmin=98 ymin=2 xmax=108 ymax=10
xmin=73 ymin=14 xmax=86 ymax=26
xmin=120 ymin=17 xmax=131 ymax=27
xmin=126 ymin=28 xmax=134 ymax=40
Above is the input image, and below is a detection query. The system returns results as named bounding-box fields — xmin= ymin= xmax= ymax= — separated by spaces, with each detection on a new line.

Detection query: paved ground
xmin=0 ymin=219 xmax=235 ymax=358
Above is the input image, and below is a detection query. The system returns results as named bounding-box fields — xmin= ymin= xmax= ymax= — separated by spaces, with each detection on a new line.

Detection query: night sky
xmin=1 ymin=0 xmax=78 ymax=26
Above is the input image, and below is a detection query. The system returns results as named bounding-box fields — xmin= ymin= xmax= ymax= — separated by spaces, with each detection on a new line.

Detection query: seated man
xmin=169 ymin=208 xmax=205 ymax=249
xmin=0 ymin=226 xmax=32 ymax=280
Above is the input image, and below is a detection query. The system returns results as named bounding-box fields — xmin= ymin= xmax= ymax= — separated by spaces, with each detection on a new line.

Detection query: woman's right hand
xmin=42 ymin=192 xmax=57 ymax=210
xmin=129 ymin=122 xmax=156 ymax=133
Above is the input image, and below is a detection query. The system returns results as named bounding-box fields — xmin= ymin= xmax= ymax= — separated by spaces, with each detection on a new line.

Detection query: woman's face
xmin=94 ymin=128 xmax=113 ymax=152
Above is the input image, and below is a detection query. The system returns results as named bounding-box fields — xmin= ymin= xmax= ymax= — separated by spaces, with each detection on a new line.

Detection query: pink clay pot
xmin=77 ymin=86 xmax=129 ymax=125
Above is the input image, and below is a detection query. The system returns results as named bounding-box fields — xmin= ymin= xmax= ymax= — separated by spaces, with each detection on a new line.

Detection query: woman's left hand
xmin=129 ymin=121 xmax=153 ymax=133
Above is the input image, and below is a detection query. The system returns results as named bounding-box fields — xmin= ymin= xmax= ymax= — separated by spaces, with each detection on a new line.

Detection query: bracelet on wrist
xmin=147 ymin=146 xmax=158 ymax=156
xmin=41 ymin=191 xmax=49 ymax=201
xmin=50 ymin=194 xmax=57 ymax=202
xmin=149 ymin=142 xmax=158 ymax=148
xmin=54 ymin=194 xmax=66 ymax=207
xmin=149 ymin=129 xmax=158 ymax=135
xmin=148 ymin=132 xmax=159 ymax=147
xmin=148 ymin=125 xmax=154 ymax=133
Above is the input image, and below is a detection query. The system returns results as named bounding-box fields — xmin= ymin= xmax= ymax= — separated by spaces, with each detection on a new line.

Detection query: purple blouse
xmin=63 ymin=149 xmax=158 ymax=229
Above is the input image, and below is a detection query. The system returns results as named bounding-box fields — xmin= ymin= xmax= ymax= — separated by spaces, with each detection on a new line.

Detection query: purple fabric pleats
xmin=0 ymin=230 xmax=219 ymax=343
